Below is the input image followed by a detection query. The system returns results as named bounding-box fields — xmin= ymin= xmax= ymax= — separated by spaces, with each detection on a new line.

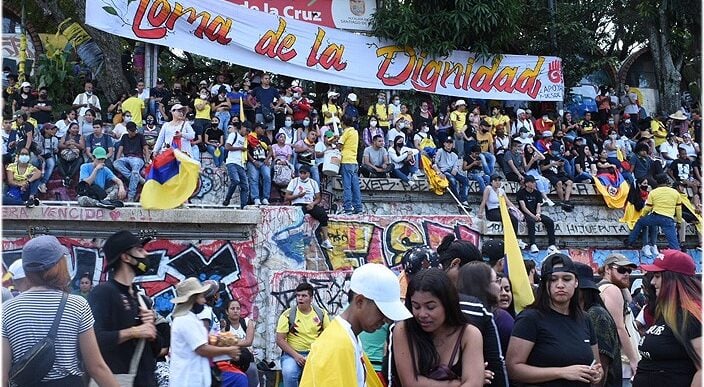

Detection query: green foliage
xmin=35 ymin=43 xmax=79 ymax=104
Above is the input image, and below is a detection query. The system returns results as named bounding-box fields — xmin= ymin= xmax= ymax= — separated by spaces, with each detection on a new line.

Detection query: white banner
xmin=86 ymin=0 xmax=564 ymax=101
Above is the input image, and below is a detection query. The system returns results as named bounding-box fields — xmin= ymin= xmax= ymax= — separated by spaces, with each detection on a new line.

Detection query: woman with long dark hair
xmin=506 ymin=253 xmax=603 ymax=386
xmin=223 ymin=299 xmax=259 ymax=387
xmin=2 ymin=235 xmax=118 ymax=386
xmin=635 ymin=250 xmax=701 ymax=386
xmin=391 ymin=268 xmax=484 ymax=386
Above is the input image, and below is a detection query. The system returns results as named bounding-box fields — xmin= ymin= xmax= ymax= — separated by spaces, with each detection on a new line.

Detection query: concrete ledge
xmin=2 ymin=204 xmax=261 ymax=224
xmin=477 ymin=219 xmax=698 ymax=237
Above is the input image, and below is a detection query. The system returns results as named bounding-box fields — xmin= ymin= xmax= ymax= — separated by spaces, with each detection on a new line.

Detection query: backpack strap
xmin=288 ymin=307 xmax=296 ymax=333
xmin=47 ymin=293 xmax=68 ymax=339
xmin=239 ymin=317 xmax=247 ymax=332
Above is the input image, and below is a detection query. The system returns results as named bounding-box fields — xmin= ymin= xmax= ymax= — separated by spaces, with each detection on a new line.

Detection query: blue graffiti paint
xmin=272 ymin=211 xmax=313 ymax=264
xmin=592 ymin=249 xmax=641 ymax=267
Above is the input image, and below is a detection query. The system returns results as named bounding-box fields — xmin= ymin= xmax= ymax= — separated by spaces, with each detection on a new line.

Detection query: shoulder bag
xmin=9 ymin=293 xmax=68 ymax=386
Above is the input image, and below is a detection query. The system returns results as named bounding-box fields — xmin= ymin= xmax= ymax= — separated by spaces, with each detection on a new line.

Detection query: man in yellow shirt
xmin=300 ymin=263 xmax=412 ymax=387
xmin=450 ymin=99 xmax=468 ymax=156
xmin=626 ymin=173 xmax=683 ymax=250
xmin=321 ymin=91 xmax=341 ymax=126
xmin=338 ymin=115 xmax=363 ymax=214
xmin=276 ymin=282 xmax=331 ymax=387
xmin=367 ymin=92 xmax=390 ymax=131
xmin=486 ymin=106 xmax=510 ymax=134
xmin=121 ymin=88 xmax=146 ymax=127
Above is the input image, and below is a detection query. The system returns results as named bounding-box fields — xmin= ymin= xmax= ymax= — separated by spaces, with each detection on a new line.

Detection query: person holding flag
xmin=153 ymin=104 xmax=196 ymax=158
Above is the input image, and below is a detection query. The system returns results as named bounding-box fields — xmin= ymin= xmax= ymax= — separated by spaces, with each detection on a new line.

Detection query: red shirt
xmin=291 ymin=99 xmax=312 ymax=122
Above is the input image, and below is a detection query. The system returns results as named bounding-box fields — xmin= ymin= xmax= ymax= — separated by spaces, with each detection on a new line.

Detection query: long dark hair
xmin=223 ymin=299 xmax=243 ymax=332
xmin=457 ymin=261 xmax=498 ymax=308
xmin=529 ymin=273 xmax=583 ymax=319
xmin=404 ymin=268 xmax=465 ymax=377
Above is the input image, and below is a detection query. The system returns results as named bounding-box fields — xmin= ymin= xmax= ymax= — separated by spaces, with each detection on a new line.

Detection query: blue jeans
xmin=628 ymin=213 xmax=680 ymax=249
xmin=467 ymin=171 xmax=490 ymax=192
xmin=392 ymin=163 xmax=418 ymax=183
xmin=247 ymin=161 xmax=271 ymax=201
xmin=443 ymin=171 xmax=469 ymax=202
xmin=281 ymin=351 xmax=309 ymax=387
xmin=480 ymin=152 xmax=496 ymax=175
xmin=2 ymin=181 xmax=40 ymax=205
xmin=39 ymin=155 xmax=56 ymax=185
xmin=215 ymin=111 xmax=231 ymax=131
xmin=560 ymin=156 xmax=575 ymax=178
xmin=574 ymin=171 xmax=593 ymax=183
xmin=206 ymin=144 xmax=224 ymax=167
xmin=113 ymin=156 xmax=145 ymax=199
xmin=225 ymin=163 xmax=249 ymax=208
xmin=340 ymin=163 xmax=362 ymax=211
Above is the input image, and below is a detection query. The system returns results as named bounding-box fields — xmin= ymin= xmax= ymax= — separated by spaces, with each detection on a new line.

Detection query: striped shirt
xmin=2 ymin=289 xmax=94 ymax=381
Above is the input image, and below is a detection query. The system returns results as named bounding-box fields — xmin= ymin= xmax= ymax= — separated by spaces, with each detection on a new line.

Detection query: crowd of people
xmin=2 ymin=231 xmax=700 ymax=387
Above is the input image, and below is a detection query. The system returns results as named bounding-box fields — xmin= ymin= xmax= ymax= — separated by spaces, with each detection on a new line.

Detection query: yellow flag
xmin=239 ymin=96 xmax=246 ymax=122
xmin=499 ymin=195 xmax=535 ymax=313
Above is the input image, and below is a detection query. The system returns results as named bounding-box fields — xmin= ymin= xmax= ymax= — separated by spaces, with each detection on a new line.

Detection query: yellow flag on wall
xmin=499 ymin=195 xmax=535 ymax=313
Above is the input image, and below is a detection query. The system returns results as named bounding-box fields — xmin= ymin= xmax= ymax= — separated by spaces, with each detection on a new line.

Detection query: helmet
xmin=401 ymin=245 xmax=440 ymax=275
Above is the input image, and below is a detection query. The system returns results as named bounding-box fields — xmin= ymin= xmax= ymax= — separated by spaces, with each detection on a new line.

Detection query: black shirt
xmin=120 ymin=133 xmax=147 ymax=157
xmin=204 ymin=127 xmax=224 ymax=144
xmin=636 ymin=316 xmax=700 ymax=380
xmin=459 ymin=294 xmax=509 ymax=387
xmin=32 ymin=98 xmax=53 ymax=124
xmin=463 ymin=153 xmax=483 ymax=173
xmin=86 ymin=134 xmax=113 ymax=153
xmin=511 ymin=308 xmax=596 ymax=387
xmin=516 ymin=187 xmax=542 ymax=215
xmin=88 ymin=279 xmax=161 ymax=387
xmin=669 ymin=159 xmax=693 ymax=181
xmin=15 ymin=122 xmax=35 ymax=151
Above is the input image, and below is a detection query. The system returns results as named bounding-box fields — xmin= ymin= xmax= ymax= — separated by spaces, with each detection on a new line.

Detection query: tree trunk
xmin=648 ymin=4 xmax=682 ymax=115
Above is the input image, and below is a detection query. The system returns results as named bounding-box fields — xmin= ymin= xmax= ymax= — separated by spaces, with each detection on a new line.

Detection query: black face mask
xmin=191 ymin=303 xmax=205 ymax=314
xmin=127 ymin=254 xmax=149 ymax=275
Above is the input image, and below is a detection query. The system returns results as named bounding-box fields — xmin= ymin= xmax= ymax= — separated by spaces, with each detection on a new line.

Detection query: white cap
xmin=20 ymin=82 xmax=31 ymax=88
xmin=170 ymin=104 xmax=186 ymax=112
xmin=347 ymin=93 xmax=357 ymax=102
xmin=8 ymin=259 xmax=25 ymax=280
xmin=327 ymin=91 xmax=339 ymax=98
xmin=350 ymin=263 xmax=412 ymax=321
xmin=455 ymin=99 xmax=466 ymax=106
xmin=516 ymin=108 xmax=525 ymax=116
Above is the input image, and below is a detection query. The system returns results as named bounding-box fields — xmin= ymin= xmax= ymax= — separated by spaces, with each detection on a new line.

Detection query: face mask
xmin=422 ymin=127 xmax=429 ymax=133
xmin=146 ymin=119 xmax=154 ymax=124
xmin=625 ymin=119 xmax=631 ymax=124
xmin=378 ymin=98 xmax=385 ymax=104
xmin=369 ymin=120 xmax=377 ymax=127
xmin=421 ymin=106 xmax=428 ymax=112
xmin=608 ymin=121 xmax=615 ymax=126
xmin=293 ymin=93 xmax=301 ymax=99
xmin=174 ymin=89 xmax=182 ymax=94
xmin=128 ymin=254 xmax=149 ymax=275
xmin=200 ymin=93 xmax=208 ymax=99
xmin=285 ymin=120 xmax=292 ymax=127
xmin=211 ymin=122 xmax=219 ymax=127
xmin=40 ymin=93 xmax=47 ymax=98
xmin=398 ymin=122 xmax=406 ymax=129
xmin=521 ymin=132 xmax=529 ymax=139
xmin=123 ymin=117 xmax=132 ymax=123
xmin=393 ymin=100 xmax=400 ymax=106
xmin=85 ymin=91 xmax=92 ymax=96
xmin=18 ymin=155 xmax=30 ymax=163
xmin=303 ymin=119 xmax=310 ymax=126
xmin=191 ymin=303 xmax=205 ymax=314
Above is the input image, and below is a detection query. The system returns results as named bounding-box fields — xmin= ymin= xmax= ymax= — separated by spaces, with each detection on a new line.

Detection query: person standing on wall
xmin=88 ymin=230 xmax=163 ymax=387
xmin=338 ymin=114 xmax=363 ymax=214
xmin=275 ymin=282 xmax=331 ymax=387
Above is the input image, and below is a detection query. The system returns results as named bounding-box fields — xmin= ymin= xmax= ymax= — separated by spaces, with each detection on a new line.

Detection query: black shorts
xmin=545 ymin=172 xmax=572 ymax=186
xmin=296 ymin=203 xmax=328 ymax=227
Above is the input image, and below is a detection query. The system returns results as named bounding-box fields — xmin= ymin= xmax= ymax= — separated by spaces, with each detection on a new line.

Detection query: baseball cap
xmin=481 ymin=239 xmax=505 ymax=262
xmin=350 ymin=263 xmax=412 ymax=321
xmin=170 ymin=104 xmax=185 ymax=112
xmin=523 ymin=175 xmax=536 ymax=183
xmin=8 ymin=259 xmax=26 ymax=280
xmin=42 ymin=122 xmax=57 ymax=131
xmin=327 ymin=91 xmax=339 ymax=98
xmin=641 ymin=249 xmax=696 ymax=276
xmin=22 ymin=235 xmax=69 ymax=273
xmin=298 ymin=164 xmax=312 ymax=174
xmin=20 ymin=81 xmax=31 ymax=88
xmin=602 ymin=253 xmax=636 ymax=268
xmin=574 ymin=262 xmax=598 ymax=290
xmin=455 ymin=99 xmax=466 ymax=106
xmin=92 ymin=147 xmax=108 ymax=159
xmin=103 ymin=230 xmax=151 ymax=268
xmin=347 ymin=93 xmax=357 ymax=102
xmin=516 ymin=108 xmax=526 ymax=116
xmin=542 ymin=131 xmax=553 ymax=138
xmin=541 ymin=253 xmax=577 ymax=277
xmin=442 ymin=136 xmax=453 ymax=143
xmin=324 ymin=130 xmax=335 ymax=138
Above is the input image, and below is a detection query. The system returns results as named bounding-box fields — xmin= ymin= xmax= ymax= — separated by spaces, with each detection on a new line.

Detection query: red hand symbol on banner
xmin=548 ymin=60 xmax=562 ymax=83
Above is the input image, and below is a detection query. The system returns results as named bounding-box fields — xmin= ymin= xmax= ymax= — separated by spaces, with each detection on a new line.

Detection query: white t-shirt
xmin=72 ymin=92 xmax=101 ymax=117
xmin=55 ymin=119 xmax=75 ymax=138
xmin=286 ymin=177 xmax=319 ymax=204
xmin=336 ymin=316 xmax=365 ymax=387
xmin=387 ymin=128 xmax=405 ymax=144
xmin=225 ymin=131 xmax=246 ymax=166
xmin=170 ymin=312 xmax=210 ymax=387
xmin=314 ymin=142 xmax=327 ymax=165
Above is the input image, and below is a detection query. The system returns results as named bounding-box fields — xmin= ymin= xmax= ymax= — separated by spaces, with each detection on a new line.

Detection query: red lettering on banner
xmin=132 ymin=0 xmax=233 ymax=44
xmin=375 ymin=46 xmax=415 ymax=86
xmin=306 ymin=28 xmax=347 ymax=71
xmin=469 ymin=58 xmax=500 ymax=92
xmin=254 ymin=18 xmax=298 ymax=62
xmin=513 ymin=57 xmax=544 ymax=99
xmin=492 ymin=66 xmax=518 ymax=93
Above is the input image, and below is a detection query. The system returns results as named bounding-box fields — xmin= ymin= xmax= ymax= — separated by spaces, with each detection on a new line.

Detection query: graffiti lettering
xmin=132 ymin=0 xmax=233 ymax=44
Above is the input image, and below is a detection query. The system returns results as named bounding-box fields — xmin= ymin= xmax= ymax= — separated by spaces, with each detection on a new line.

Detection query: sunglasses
xmin=611 ymin=265 xmax=632 ymax=274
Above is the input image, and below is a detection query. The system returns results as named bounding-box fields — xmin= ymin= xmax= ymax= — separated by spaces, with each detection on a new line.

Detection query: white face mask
xmin=398 ymin=122 xmax=406 ymax=129
xmin=293 ymin=93 xmax=301 ymax=99
xmin=85 ymin=91 xmax=92 ymax=96
xmin=124 ymin=116 xmax=132 ymax=123
xmin=369 ymin=120 xmax=377 ymax=127
xmin=625 ymin=119 xmax=631 ymax=124
xmin=303 ymin=119 xmax=310 ymax=126
xmin=393 ymin=100 xmax=400 ymax=106
xmin=422 ymin=127 xmax=429 ymax=133
xmin=378 ymin=98 xmax=385 ymax=104
xmin=18 ymin=155 xmax=30 ymax=163
xmin=609 ymin=134 xmax=617 ymax=139
xmin=521 ymin=132 xmax=529 ymax=139
xmin=200 ymin=93 xmax=208 ymax=99
xmin=284 ymin=120 xmax=292 ymax=127
xmin=421 ymin=106 xmax=428 ymax=112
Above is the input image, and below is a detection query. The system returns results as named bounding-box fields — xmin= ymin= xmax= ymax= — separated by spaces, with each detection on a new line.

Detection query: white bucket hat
xmin=171 ymin=278 xmax=211 ymax=317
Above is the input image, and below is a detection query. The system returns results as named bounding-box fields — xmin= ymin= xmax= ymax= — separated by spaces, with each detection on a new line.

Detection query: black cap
xmin=574 ymin=262 xmax=598 ymax=290
xmin=482 ymin=239 xmax=505 ymax=263
xmin=442 ymin=136 xmax=453 ymax=143
xmin=103 ymin=231 xmax=151 ymax=268
xmin=490 ymin=174 xmax=502 ymax=181
xmin=523 ymin=175 xmax=536 ymax=183
xmin=437 ymin=235 xmax=482 ymax=266
xmin=254 ymin=122 xmax=266 ymax=129
xmin=298 ymin=164 xmax=311 ymax=174
xmin=541 ymin=253 xmax=577 ymax=278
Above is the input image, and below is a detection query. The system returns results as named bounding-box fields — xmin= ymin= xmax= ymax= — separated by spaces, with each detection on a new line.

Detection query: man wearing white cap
xmin=511 ymin=108 xmax=534 ymax=137
xmin=343 ymin=93 xmax=360 ymax=128
xmin=300 ymin=263 xmax=411 ymax=387
xmin=7 ymin=259 xmax=28 ymax=294
xmin=321 ymin=91 xmax=341 ymax=126
xmin=450 ymin=100 xmax=468 ymax=156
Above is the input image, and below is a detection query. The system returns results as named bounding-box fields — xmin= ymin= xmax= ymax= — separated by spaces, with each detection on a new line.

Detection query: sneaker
xmin=651 ymin=245 xmax=659 ymax=256
xmin=518 ymin=239 xmax=527 ymax=250
xmin=96 ymin=200 xmax=116 ymax=210
xmin=343 ymin=209 xmax=355 ymax=215
xmin=641 ymin=245 xmax=652 ymax=257
xmin=222 ymin=200 xmax=230 ymax=207
xmin=547 ymin=245 xmax=558 ymax=253
xmin=544 ymin=198 xmax=555 ymax=207
xmin=25 ymin=198 xmax=35 ymax=208
xmin=261 ymin=199 xmax=270 ymax=205
xmin=460 ymin=201 xmax=470 ymax=207
xmin=530 ymin=244 xmax=539 ymax=253
xmin=353 ymin=208 xmax=364 ymax=214
xmin=62 ymin=177 xmax=71 ymax=187
xmin=253 ymin=199 xmax=261 ymax=206
xmin=321 ymin=240 xmax=334 ymax=250
xmin=38 ymin=183 xmax=47 ymax=193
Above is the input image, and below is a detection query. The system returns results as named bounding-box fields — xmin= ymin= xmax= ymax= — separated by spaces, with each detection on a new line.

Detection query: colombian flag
xmin=499 ymin=195 xmax=535 ymax=313
xmin=140 ymin=149 xmax=201 ymax=209
xmin=593 ymin=170 xmax=630 ymax=209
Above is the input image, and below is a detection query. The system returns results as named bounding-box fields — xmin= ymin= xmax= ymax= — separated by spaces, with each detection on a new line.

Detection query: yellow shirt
xmin=450 ymin=110 xmax=467 ymax=132
xmin=6 ymin=163 xmax=38 ymax=183
xmin=194 ymin=98 xmax=212 ymax=120
xmin=321 ymin=103 xmax=340 ymax=125
xmin=367 ymin=104 xmax=389 ymax=127
xmin=487 ymin=115 xmax=510 ymax=131
xmin=121 ymin=96 xmax=145 ymax=125
xmin=645 ymin=186 xmax=682 ymax=220
xmin=476 ymin=130 xmax=493 ymax=152
xmin=276 ymin=306 xmax=331 ymax=352
xmin=338 ymin=126 xmax=359 ymax=164
xmin=651 ymin=120 xmax=668 ymax=147
xmin=397 ymin=113 xmax=413 ymax=123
